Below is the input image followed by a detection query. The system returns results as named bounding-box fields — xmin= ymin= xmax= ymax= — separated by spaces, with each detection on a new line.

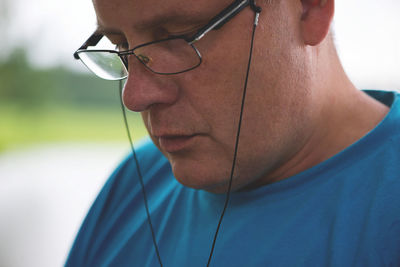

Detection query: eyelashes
xmin=116 ymin=42 xmax=129 ymax=51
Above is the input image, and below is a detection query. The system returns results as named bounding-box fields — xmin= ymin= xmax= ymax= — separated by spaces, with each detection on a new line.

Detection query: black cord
xmin=206 ymin=8 xmax=261 ymax=267
xmin=118 ymin=80 xmax=164 ymax=267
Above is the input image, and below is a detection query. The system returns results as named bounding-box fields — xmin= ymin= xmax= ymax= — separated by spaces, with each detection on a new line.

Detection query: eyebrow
xmin=96 ymin=12 xmax=208 ymax=35
xmin=95 ymin=25 xmax=123 ymax=36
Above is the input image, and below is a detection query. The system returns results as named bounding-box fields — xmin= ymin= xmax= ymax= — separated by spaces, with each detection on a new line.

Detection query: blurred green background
xmin=0 ymin=48 xmax=147 ymax=152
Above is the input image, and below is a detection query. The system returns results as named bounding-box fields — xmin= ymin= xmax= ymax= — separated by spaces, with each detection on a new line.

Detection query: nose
xmin=122 ymin=58 xmax=179 ymax=112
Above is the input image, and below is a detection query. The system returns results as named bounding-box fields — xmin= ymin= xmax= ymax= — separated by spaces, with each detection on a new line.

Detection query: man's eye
xmin=116 ymin=42 xmax=129 ymax=51
xmin=165 ymin=25 xmax=203 ymax=39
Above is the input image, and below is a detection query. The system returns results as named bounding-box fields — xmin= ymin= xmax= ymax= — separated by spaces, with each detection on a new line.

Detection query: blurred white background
xmin=0 ymin=0 xmax=399 ymax=266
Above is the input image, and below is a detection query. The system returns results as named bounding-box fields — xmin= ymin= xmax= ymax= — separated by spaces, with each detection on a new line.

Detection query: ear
xmin=300 ymin=0 xmax=334 ymax=46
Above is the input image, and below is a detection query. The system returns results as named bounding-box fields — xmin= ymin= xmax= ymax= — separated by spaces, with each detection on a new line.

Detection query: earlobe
xmin=300 ymin=0 xmax=334 ymax=46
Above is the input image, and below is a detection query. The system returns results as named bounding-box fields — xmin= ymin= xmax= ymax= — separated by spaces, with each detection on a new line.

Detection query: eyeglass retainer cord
xmin=206 ymin=1 xmax=261 ymax=266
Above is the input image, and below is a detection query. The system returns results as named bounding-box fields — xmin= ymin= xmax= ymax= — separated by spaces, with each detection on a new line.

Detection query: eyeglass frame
xmin=73 ymin=0 xmax=260 ymax=80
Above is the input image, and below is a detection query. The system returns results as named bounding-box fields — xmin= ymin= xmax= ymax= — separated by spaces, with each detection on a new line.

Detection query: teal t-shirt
xmin=66 ymin=90 xmax=400 ymax=267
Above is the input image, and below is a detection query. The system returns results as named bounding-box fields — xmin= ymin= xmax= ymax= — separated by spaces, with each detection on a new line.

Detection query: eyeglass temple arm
xmin=214 ymin=0 xmax=253 ymax=30
xmin=188 ymin=0 xmax=250 ymax=43
xmin=73 ymin=32 xmax=104 ymax=59
xmin=188 ymin=0 xmax=262 ymax=44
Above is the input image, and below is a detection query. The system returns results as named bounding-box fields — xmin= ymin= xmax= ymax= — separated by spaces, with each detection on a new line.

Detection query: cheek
xmin=141 ymin=112 xmax=154 ymax=142
xmin=184 ymin=31 xmax=254 ymax=118
xmin=242 ymin=46 xmax=312 ymax=143
xmin=182 ymin=66 xmax=248 ymax=156
xmin=226 ymin=43 xmax=313 ymax=185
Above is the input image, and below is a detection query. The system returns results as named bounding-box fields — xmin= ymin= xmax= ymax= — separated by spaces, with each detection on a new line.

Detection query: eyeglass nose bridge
xmin=118 ymin=49 xmax=153 ymax=73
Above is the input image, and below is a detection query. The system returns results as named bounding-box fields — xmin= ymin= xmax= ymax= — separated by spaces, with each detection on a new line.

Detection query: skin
xmin=93 ymin=0 xmax=389 ymax=193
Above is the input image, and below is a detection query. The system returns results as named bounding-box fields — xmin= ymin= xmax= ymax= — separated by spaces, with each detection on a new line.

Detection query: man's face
xmin=93 ymin=0 xmax=316 ymax=193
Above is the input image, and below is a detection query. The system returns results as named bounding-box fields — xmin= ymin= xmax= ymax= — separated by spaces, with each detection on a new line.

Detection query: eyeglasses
xmin=73 ymin=0 xmax=255 ymax=80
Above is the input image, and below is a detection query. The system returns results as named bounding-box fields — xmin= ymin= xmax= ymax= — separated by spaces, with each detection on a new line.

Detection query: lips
xmin=157 ymin=134 xmax=197 ymax=153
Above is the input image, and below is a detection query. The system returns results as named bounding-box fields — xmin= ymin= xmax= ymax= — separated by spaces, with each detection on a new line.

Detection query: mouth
xmin=157 ymin=134 xmax=198 ymax=153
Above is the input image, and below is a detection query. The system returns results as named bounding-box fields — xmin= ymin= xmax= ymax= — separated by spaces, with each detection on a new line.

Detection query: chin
xmin=172 ymin=168 xmax=251 ymax=194
xmin=171 ymin=164 xmax=234 ymax=194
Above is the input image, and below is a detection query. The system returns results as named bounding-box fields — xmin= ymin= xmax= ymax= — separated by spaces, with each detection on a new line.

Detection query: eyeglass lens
xmin=78 ymin=38 xmax=201 ymax=80
xmin=78 ymin=51 xmax=128 ymax=80
xmin=133 ymin=38 xmax=201 ymax=74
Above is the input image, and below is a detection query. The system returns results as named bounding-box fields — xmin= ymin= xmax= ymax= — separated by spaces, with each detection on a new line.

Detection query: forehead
xmin=93 ymin=0 xmax=232 ymax=32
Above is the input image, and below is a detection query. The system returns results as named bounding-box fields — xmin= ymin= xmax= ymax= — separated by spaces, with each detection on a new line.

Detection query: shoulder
xmin=362 ymin=90 xmax=400 ymax=146
xmin=353 ymin=91 xmax=400 ymax=187
xmin=99 ymin=137 xmax=171 ymax=213
xmin=115 ymin=137 xmax=166 ymax=175
xmin=65 ymin=138 xmax=172 ymax=265
xmin=360 ymin=91 xmax=400 ymax=248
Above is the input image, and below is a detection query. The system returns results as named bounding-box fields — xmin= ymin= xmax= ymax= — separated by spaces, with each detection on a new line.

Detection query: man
xmin=66 ymin=0 xmax=400 ymax=266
